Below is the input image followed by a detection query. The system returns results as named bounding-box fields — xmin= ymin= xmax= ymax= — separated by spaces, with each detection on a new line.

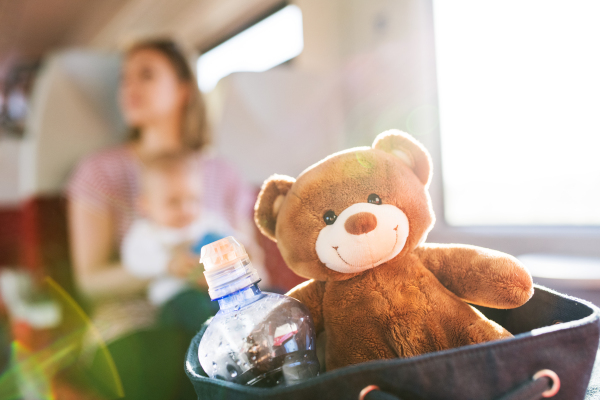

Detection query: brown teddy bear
xmin=254 ymin=130 xmax=533 ymax=371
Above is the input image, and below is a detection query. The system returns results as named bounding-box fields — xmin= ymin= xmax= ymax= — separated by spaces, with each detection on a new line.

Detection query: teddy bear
xmin=254 ymin=130 xmax=533 ymax=371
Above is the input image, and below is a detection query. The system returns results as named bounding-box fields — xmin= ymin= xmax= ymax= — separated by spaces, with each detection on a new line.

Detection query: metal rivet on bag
xmin=359 ymin=385 xmax=380 ymax=400
xmin=533 ymin=369 xmax=560 ymax=397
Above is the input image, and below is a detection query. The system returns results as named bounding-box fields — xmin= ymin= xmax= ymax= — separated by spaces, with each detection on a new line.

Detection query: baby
xmin=121 ymin=152 xmax=266 ymax=328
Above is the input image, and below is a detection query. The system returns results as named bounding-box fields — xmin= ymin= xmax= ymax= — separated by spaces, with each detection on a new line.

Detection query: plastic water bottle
xmin=191 ymin=236 xmax=319 ymax=387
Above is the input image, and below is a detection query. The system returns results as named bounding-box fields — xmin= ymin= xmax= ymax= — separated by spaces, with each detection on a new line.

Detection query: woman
xmin=67 ymin=39 xmax=260 ymax=340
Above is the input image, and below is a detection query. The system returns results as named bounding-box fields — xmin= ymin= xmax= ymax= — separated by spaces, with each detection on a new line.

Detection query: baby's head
xmin=139 ymin=152 xmax=202 ymax=228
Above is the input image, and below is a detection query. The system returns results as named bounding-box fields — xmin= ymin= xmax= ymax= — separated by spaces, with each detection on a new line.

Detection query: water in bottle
xmin=190 ymin=236 xmax=319 ymax=387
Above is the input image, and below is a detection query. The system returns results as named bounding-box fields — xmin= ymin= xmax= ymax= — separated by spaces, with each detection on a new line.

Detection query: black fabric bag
xmin=185 ymin=285 xmax=600 ymax=400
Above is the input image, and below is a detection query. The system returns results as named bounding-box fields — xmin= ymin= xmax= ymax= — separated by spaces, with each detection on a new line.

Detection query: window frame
xmin=198 ymin=1 xmax=290 ymax=55
xmin=424 ymin=0 xmax=600 ymax=258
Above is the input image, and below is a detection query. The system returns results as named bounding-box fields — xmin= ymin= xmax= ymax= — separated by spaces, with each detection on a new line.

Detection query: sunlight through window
xmin=433 ymin=0 xmax=600 ymax=226
xmin=196 ymin=5 xmax=303 ymax=92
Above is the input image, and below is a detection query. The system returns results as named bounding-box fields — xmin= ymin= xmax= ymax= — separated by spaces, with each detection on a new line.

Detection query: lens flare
xmin=355 ymin=152 xmax=374 ymax=169
xmin=0 ymin=277 xmax=124 ymax=399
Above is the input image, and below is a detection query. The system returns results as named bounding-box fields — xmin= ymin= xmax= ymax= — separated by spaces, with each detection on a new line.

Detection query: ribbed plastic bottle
xmin=190 ymin=236 xmax=319 ymax=387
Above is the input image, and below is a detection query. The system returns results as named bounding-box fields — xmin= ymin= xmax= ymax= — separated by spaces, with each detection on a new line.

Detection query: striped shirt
xmin=67 ymin=145 xmax=257 ymax=248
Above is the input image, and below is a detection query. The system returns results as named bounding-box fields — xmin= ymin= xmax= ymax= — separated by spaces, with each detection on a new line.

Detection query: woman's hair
xmin=125 ymin=39 xmax=210 ymax=151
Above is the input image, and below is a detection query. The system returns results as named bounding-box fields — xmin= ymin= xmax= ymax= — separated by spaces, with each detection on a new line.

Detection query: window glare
xmin=433 ymin=0 xmax=600 ymax=226
xmin=196 ymin=5 xmax=303 ymax=92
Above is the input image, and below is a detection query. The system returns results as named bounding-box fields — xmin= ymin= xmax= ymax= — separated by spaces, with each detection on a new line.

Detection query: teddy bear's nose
xmin=344 ymin=212 xmax=378 ymax=235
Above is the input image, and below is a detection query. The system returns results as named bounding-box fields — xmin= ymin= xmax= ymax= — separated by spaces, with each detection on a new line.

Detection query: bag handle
xmin=359 ymin=369 xmax=560 ymax=400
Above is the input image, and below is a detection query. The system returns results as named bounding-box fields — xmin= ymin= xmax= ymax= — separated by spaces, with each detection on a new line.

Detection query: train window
xmin=433 ymin=1 xmax=600 ymax=226
xmin=196 ymin=4 xmax=303 ymax=92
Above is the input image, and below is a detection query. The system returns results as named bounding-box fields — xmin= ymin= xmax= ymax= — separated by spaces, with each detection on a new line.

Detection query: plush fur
xmin=254 ymin=130 xmax=533 ymax=371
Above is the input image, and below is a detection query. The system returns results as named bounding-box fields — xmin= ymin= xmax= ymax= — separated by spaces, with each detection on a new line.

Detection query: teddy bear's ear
xmin=254 ymin=174 xmax=296 ymax=241
xmin=372 ymin=129 xmax=432 ymax=187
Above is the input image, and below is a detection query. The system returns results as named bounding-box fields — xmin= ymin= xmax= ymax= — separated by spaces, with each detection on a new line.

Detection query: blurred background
xmin=0 ymin=0 xmax=599 ymax=398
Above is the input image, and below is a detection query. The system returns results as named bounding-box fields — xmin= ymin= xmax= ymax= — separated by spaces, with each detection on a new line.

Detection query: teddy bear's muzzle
xmin=315 ymin=203 xmax=410 ymax=274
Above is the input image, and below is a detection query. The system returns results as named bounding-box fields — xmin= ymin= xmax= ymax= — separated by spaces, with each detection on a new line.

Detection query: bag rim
xmin=185 ymin=284 xmax=600 ymax=395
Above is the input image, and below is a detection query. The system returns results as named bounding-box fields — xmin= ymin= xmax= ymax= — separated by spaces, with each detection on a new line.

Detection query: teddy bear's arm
xmin=414 ymin=243 xmax=533 ymax=309
xmin=286 ymin=279 xmax=326 ymax=333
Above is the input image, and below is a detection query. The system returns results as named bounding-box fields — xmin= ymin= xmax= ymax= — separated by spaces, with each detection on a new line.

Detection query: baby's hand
xmin=167 ymin=250 xmax=197 ymax=277
xmin=167 ymin=247 xmax=208 ymax=289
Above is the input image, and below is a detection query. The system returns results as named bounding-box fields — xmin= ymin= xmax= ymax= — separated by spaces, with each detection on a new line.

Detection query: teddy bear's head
xmin=255 ymin=130 xmax=435 ymax=282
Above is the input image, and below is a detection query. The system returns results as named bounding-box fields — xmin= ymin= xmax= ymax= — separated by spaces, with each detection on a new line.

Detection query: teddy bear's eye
xmin=368 ymin=193 xmax=382 ymax=205
xmin=323 ymin=210 xmax=338 ymax=225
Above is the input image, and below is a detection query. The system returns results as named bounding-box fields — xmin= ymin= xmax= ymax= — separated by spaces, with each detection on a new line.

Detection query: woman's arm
xmin=218 ymin=157 xmax=272 ymax=286
xmin=68 ymin=199 xmax=148 ymax=300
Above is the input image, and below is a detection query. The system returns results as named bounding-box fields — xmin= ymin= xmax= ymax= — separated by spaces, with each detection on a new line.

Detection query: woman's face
xmin=120 ymin=48 xmax=190 ymax=127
